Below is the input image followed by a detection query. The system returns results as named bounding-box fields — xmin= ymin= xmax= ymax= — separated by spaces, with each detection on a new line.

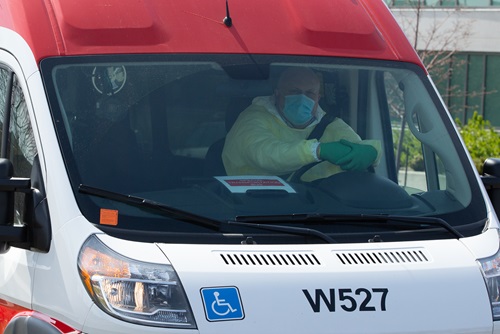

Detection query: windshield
xmin=41 ymin=54 xmax=487 ymax=244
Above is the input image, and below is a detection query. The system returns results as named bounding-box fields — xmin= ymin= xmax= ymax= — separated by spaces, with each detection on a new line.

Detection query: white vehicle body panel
xmin=157 ymin=240 xmax=492 ymax=334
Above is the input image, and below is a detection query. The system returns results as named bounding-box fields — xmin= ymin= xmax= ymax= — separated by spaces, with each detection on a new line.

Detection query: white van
xmin=1 ymin=0 xmax=500 ymax=333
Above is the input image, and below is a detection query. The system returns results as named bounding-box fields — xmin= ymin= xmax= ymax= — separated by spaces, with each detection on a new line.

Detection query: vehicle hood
xmin=157 ymin=239 xmax=493 ymax=333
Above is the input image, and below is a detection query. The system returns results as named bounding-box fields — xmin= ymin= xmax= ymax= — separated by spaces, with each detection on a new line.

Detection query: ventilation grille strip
xmin=335 ymin=249 xmax=431 ymax=265
xmin=219 ymin=252 xmax=321 ymax=266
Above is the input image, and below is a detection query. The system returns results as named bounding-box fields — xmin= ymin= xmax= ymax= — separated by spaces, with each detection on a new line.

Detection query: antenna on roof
xmin=223 ymin=0 xmax=232 ymax=27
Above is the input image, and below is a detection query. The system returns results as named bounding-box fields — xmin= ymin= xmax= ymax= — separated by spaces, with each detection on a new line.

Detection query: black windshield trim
xmin=38 ymin=54 xmax=487 ymax=240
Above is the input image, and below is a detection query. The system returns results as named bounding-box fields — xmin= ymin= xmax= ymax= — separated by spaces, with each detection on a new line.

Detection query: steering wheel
xmin=289 ymin=161 xmax=323 ymax=183
xmin=290 ymin=160 xmax=376 ymax=183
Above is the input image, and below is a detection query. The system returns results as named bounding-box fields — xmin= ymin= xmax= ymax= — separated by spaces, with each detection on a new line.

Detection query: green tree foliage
xmin=456 ymin=111 xmax=500 ymax=174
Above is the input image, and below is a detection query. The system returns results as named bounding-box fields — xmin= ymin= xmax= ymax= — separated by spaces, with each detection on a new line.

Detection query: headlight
xmin=77 ymin=235 xmax=196 ymax=328
xmin=478 ymin=231 xmax=500 ymax=321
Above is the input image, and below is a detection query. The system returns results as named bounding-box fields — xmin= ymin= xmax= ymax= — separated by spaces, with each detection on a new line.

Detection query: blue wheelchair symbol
xmin=201 ymin=286 xmax=244 ymax=321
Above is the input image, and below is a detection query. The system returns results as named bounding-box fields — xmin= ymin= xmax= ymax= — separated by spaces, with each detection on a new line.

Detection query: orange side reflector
xmin=100 ymin=208 xmax=118 ymax=226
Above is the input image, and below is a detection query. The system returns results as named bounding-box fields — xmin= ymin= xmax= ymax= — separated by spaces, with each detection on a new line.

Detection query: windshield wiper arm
xmin=372 ymin=214 xmax=463 ymax=239
xmin=225 ymin=220 xmax=337 ymax=244
xmin=79 ymin=184 xmax=221 ymax=230
xmin=235 ymin=213 xmax=463 ymax=239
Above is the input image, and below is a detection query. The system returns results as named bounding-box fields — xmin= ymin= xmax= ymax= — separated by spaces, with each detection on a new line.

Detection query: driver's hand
xmin=318 ymin=141 xmax=352 ymax=164
xmin=336 ymin=139 xmax=377 ymax=171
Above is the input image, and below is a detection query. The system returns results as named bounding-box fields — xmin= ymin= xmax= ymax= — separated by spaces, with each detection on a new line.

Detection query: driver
xmin=221 ymin=67 xmax=381 ymax=182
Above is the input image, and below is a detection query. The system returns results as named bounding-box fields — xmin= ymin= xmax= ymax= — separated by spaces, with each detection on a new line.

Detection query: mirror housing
xmin=0 ymin=158 xmax=30 ymax=253
xmin=482 ymin=158 xmax=500 ymax=217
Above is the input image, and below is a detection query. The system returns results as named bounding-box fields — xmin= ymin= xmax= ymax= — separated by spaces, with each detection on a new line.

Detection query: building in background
xmin=385 ymin=0 xmax=500 ymax=127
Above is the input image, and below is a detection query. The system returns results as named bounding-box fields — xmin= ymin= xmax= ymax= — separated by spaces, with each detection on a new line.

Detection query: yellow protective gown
xmin=222 ymin=96 xmax=381 ymax=182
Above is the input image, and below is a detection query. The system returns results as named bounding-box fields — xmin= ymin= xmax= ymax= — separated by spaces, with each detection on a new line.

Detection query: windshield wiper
xmin=225 ymin=220 xmax=337 ymax=244
xmin=79 ymin=185 xmax=336 ymax=243
xmin=79 ymin=184 xmax=221 ymax=230
xmin=235 ymin=213 xmax=464 ymax=239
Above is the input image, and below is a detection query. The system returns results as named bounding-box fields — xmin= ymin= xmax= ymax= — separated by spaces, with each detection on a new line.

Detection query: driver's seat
xmin=204 ymin=96 xmax=255 ymax=176
xmin=204 ymin=138 xmax=226 ymax=176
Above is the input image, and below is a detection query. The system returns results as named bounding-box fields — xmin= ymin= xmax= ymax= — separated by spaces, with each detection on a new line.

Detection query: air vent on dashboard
xmin=219 ymin=252 xmax=321 ymax=266
xmin=334 ymin=249 xmax=431 ymax=265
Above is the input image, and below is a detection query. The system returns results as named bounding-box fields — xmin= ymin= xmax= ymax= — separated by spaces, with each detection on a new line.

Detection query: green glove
xmin=319 ymin=141 xmax=352 ymax=164
xmin=336 ymin=139 xmax=377 ymax=171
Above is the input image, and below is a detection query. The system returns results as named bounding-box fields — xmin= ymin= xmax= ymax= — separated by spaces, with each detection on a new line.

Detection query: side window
xmin=383 ymin=72 xmax=429 ymax=192
xmin=9 ymin=76 xmax=37 ymax=177
xmin=384 ymin=71 xmax=449 ymax=193
xmin=0 ymin=68 xmax=7 ymax=151
xmin=0 ymin=67 xmax=37 ymax=223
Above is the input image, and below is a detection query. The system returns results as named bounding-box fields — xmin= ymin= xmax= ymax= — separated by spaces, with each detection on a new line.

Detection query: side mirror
xmin=0 ymin=158 xmax=30 ymax=253
xmin=0 ymin=158 xmax=14 ymax=253
xmin=484 ymin=158 xmax=500 ymax=177
xmin=0 ymin=158 xmax=14 ymax=225
xmin=482 ymin=158 xmax=500 ymax=216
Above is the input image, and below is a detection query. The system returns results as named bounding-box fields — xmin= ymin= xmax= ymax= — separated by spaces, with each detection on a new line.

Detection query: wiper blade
xmin=226 ymin=220 xmax=337 ymax=244
xmin=79 ymin=184 xmax=221 ymax=230
xmin=370 ymin=214 xmax=463 ymax=239
xmin=235 ymin=213 xmax=464 ymax=239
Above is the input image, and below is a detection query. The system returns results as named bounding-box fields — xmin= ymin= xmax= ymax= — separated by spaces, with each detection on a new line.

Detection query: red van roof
xmin=0 ymin=0 xmax=423 ymax=69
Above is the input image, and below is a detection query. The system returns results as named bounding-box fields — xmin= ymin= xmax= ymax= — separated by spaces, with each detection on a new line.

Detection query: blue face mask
xmin=282 ymin=94 xmax=315 ymax=127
